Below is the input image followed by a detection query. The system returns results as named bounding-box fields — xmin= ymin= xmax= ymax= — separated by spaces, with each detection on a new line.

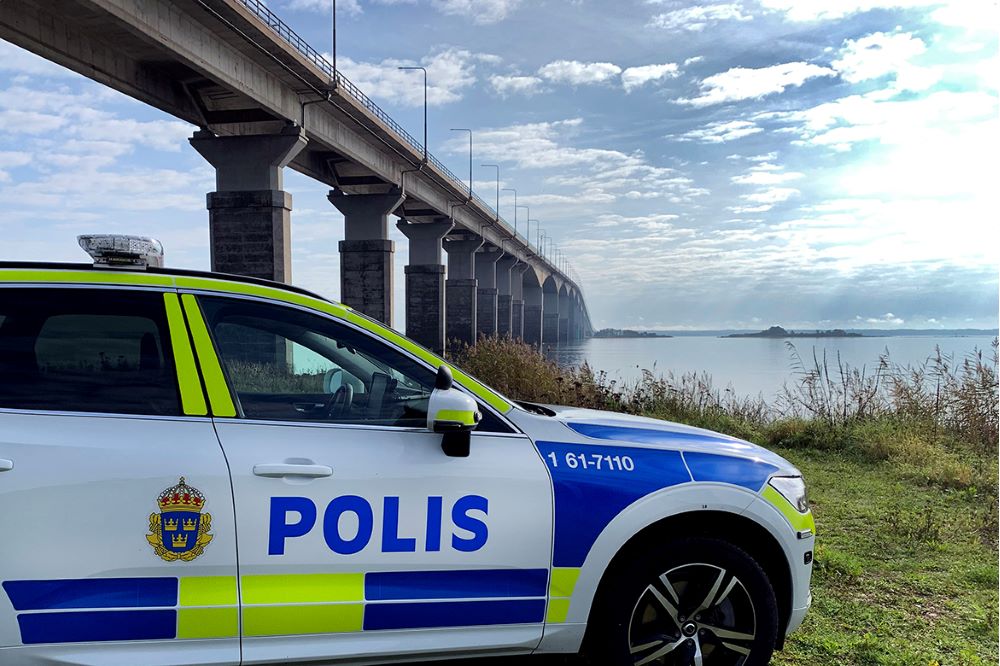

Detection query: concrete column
xmin=397 ymin=218 xmax=454 ymax=354
xmin=443 ymin=235 xmax=483 ymax=348
xmin=510 ymin=264 xmax=529 ymax=341
xmin=495 ymin=256 xmax=518 ymax=338
xmin=559 ymin=291 xmax=571 ymax=344
xmin=190 ymin=126 xmax=307 ymax=283
xmin=328 ymin=187 xmax=405 ymax=326
xmin=568 ymin=298 xmax=579 ymax=342
xmin=523 ymin=281 xmax=543 ymax=346
xmin=543 ymin=289 xmax=560 ymax=347
xmin=475 ymin=246 xmax=504 ymax=339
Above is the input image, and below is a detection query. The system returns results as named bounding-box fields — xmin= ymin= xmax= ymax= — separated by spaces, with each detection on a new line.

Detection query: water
xmin=549 ymin=335 xmax=997 ymax=400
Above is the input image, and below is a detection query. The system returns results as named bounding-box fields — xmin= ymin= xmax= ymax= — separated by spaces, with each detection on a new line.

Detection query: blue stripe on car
xmin=536 ymin=442 xmax=692 ymax=568
xmin=17 ymin=610 xmax=177 ymax=644
xmin=683 ymin=451 xmax=778 ymax=491
xmin=566 ymin=421 xmax=743 ymax=445
xmin=363 ymin=599 xmax=545 ymax=630
xmin=2 ymin=578 xmax=178 ymax=611
xmin=365 ymin=569 xmax=548 ymax=601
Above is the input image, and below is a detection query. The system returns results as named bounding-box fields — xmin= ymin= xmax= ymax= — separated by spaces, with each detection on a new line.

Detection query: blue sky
xmin=1 ymin=0 xmax=997 ymax=330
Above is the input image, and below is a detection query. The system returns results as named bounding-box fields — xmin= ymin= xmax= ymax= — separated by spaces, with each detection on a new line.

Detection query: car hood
xmin=542 ymin=405 xmax=799 ymax=476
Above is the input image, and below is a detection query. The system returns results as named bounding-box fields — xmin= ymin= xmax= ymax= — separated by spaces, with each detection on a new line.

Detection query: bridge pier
xmin=523 ymin=282 xmax=543 ymax=346
xmin=397 ymin=218 xmax=453 ymax=354
xmin=495 ymin=256 xmax=518 ymax=338
xmin=559 ymin=290 xmax=570 ymax=344
xmin=190 ymin=126 xmax=307 ymax=283
xmin=328 ymin=187 xmax=404 ymax=326
xmin=543 ymin=289 xmax=560 ymax=347
xmin=510 ymin=264 xmax=529 ymax=341
xmin=443 ymin=234 xmax=483 ymax=348
xmin=475 ymin=246 xmax=504 ymax=339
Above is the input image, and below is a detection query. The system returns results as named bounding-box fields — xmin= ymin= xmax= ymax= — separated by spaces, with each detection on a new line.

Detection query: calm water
xmin=548 ymin=335 xmax=997 ymax=400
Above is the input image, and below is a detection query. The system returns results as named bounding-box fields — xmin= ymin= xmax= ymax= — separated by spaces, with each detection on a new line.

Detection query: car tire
xmin=588 ymin=536 xmax=779 ymax=666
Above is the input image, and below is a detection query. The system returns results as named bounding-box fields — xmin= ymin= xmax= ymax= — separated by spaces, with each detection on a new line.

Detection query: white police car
xmin=0 ymin=236 xmax=813 ymax=666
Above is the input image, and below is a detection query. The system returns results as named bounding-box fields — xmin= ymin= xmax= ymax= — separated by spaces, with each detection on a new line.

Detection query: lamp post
xmin=482 ymin=164 xmax=500 ymax=223
xmin=449 ymin=128 xmax=473 ymax=200
xmin=516 ymin=205 xmax=529 ymax=250
xmin=527 ymin=219 xmax=539 ymax=254
xmin=331 ymin=0 xmax=337 ymax=89
xmin=398 ymin=66 xmax=427 ymax=163
xmin=501 ymin=187 xmax=517 ymax=239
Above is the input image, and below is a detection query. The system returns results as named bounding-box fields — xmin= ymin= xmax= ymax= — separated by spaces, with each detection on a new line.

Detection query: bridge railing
xmin=233 ymin=0 xmax=559 ymax=267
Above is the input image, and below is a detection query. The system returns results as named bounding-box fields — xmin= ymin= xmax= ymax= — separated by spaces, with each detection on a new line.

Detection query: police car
xmin=0 ymin=235 xmax=813 ymax=666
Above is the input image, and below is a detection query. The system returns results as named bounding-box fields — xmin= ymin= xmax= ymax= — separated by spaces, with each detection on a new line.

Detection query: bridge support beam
xmin=190 ymin=127 xmax=307 ymax=283
xmin=495 ymin=256 xmax=518 ymax=338
xmin=328 ymin=187 xmax=405 ymax=326
xmin=543 ymin=289 xmax=560 ymax=347
xmin=443 ymin=235 xmax=483 ymax=348
xmin=475 ymin=247 xmax=504 ymax=339
xmin=397 ymin=218 xmax=454 ymax=354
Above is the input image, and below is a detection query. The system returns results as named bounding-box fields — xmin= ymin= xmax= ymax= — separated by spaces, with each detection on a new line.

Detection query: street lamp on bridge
xmin=449 ymin=128 xmax=473 ymax=200
xmin=481 ymin=164 xmax=500 ymax=223
xmin=501 ymin=187 xmax=517 ymax=240
xmin=398 ymin=66 xmax=428 ymax=164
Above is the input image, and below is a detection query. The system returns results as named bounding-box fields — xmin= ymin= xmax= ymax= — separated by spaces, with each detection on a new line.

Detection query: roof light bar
xmin=78 ymin=234 xmax=164 ymax=269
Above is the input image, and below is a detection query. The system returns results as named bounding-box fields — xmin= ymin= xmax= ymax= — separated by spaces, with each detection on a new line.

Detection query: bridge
xmin=0 ymin=0 xmax=593 ymax=354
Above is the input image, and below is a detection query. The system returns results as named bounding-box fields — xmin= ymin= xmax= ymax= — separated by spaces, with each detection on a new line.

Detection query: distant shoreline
xmin=590 ymin=328 xmax=997 ymax=339
xmin=724 ymin=326 xmax=861 ymax=339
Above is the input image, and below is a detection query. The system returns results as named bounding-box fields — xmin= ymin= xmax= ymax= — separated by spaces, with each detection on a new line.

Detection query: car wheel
xmin=590 ymin=537 xmax=779 ymax=666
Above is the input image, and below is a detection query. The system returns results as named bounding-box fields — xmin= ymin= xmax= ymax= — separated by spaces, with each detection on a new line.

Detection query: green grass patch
xmin=770 ymin=447 xmax=998 ymax=666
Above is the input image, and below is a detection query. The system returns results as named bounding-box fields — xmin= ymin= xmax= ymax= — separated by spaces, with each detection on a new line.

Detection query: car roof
xmin=0 ymin=261 xmax=330 ymax=303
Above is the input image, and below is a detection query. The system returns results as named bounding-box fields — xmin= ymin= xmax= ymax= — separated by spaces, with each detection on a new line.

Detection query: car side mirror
xmin=427 ymin=366 xmax=481 ymax=458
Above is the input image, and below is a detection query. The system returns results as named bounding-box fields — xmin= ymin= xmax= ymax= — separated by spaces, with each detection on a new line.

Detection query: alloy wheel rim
xmin=627 ymin=562 xmax=757 ymax=666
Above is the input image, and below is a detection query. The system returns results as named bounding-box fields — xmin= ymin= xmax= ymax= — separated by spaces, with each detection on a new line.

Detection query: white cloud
xmin=833 ymin=31 xmax=940 ymax=92
xmin=684 ymin=56 xmax=706 ymax=66
xmin=621 ymin=63 xmax=680 ymax=92
xmin=489 ymin=74 xmax=544 ymax=97
xmin=756 ymin=0 xmax=938 ymax=22
xmin=339 ymin=48 xmax=488 ymax=106
xmin=732 ymin=165 xmax=804 ymax=185
xmin=648 ymin=3 xmax=753 ymax=31
xmin=432 ymin=0 xmax=522 ymax=23
xmin=678 ymin=119 xmax=763 ymax=143
xmin=864 ymin=312 xmax=905 ymax=325
xmin=538 ymin=60 xmax=623 ymax=86
xmin=743 ymin=187 xmax=799 ymax=204
xmin=678 ymin=62 xmax=837 ymax=106
xmin=447 ymin=118 xmax=707 ymax=206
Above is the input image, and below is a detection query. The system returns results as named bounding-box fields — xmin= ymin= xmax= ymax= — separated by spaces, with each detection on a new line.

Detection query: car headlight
xmin=768 ymin=475 xmax=809 ymax=513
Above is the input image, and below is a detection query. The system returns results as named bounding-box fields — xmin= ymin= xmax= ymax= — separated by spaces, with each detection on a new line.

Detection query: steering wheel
xmin=323 ymin=384 xmax=354 ymax=420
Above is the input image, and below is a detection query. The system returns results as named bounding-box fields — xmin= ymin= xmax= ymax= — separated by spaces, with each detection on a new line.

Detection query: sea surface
xmin=547 ymin=335 xmax=997 ymax=401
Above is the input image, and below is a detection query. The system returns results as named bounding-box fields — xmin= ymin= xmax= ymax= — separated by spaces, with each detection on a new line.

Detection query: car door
xmin=183 ymin=291 xmax=554 ymax=664
xmin=0 ymin=285 xmax=239 ymax=666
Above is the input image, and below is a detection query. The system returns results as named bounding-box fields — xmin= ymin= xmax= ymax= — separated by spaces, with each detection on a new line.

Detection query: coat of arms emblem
xmin=146 ymin=477 xmax=213 ymax=562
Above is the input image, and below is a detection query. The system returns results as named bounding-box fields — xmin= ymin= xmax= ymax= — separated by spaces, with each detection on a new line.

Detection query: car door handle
xmin=0 ymin=459 xmax=12 ymax=472
xmin=253 ymin=463 xmax=333 ymax=478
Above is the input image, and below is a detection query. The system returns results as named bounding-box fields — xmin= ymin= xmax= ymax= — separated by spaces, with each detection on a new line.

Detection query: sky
xmin=0 ymin=0 xmax=997 ymax=331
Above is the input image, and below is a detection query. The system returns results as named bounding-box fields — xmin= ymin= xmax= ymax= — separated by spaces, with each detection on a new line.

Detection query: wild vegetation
xmin=448 ymin=336 xmax=999 ymax=665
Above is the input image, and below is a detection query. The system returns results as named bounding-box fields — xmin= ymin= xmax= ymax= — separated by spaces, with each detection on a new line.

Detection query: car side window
xmin=0 ymin=288 xmax=181 ymax=416
xmin=198 ymin=296 xmax=438 ymax=428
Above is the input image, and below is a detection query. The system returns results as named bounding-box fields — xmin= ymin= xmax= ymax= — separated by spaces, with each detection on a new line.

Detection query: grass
xmin=435 ymin=336 xmax=1000 ymax=665
xmin=772 ymin=446 xmax=998 ymax=666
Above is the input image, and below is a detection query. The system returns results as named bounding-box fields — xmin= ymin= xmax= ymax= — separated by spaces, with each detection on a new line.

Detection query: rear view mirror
xmin=427 ymin=366 xmax=481 ymax=457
